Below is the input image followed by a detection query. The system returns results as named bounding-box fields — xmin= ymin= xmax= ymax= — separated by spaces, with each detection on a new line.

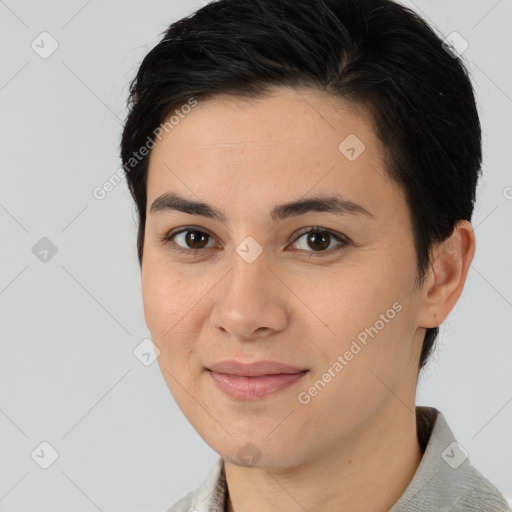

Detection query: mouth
xmin=206 ymin=364 xmax=309 ymax=400
xmin=206 ymin=359 xmax=308 ymax=377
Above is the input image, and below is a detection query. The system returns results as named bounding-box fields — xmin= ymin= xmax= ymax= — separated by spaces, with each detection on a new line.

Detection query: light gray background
xmin=0 ymin=0 xmax=511 ymax=510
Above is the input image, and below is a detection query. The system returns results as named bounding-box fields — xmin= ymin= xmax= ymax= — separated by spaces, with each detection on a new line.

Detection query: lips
xmin=206 ymin=359 xmax=307 ymax=377
xmin=206 ymin=360 xmax=309 ymax=400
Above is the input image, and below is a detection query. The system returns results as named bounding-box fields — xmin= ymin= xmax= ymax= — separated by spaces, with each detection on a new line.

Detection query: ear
xmin=417 ymin=220 xmax=476 ymax=328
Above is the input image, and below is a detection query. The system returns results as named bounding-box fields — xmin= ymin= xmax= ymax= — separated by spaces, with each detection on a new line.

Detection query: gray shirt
xmin=167 ymin=406 xmax=511 ymax=511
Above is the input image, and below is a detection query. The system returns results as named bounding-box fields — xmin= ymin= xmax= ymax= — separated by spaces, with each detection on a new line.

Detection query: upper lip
xmin=206 ymin=360 xmax=308 ymax=377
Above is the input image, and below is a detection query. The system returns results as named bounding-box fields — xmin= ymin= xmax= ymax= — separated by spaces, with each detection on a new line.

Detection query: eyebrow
xmin=149 ymin=192 xmax=375 ymax=223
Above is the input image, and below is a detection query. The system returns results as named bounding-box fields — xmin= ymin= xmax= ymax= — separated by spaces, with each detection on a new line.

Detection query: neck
xmin=225 ymin=401 xmax=423 ymax=512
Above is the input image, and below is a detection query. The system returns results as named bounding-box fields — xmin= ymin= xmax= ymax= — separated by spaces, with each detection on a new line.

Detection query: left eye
xmin=291 ymin=229 xmax=348 ymax=256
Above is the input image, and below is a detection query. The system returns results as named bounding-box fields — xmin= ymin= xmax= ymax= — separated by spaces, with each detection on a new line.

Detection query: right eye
xmin=159 ymin=227 xmax=217 ymax=255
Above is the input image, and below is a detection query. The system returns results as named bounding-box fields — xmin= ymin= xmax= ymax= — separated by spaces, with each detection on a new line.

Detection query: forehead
xmin=146 ymin=87 xmax=404 ymax=223
xmin=150 ymin=88 xmax=379 ymax=157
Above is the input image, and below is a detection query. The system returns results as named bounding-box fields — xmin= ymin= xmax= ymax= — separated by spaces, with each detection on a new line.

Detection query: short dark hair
xmin=120 ymin=0 xmax=482 ymax=373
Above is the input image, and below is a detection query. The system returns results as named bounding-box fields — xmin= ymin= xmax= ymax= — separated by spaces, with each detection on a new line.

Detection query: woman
xmin=119 ymin=0 xmax=511 ymax=510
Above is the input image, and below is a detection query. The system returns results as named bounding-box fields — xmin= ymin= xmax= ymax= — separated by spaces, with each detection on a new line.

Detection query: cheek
xmin=141 ymin=261 xmax=208 ymax=379
xmin=141 ymin=262 xmax=186 ymax=339
xmin=304 ymin=262 xmax=395 ymax=336
xmin=297 ymin=303 xmax=413 ymax=428
xmin=142 ymin=268 xmax=201 ymax=392
xmin=311 ymin=256 xmax=415 ymax=376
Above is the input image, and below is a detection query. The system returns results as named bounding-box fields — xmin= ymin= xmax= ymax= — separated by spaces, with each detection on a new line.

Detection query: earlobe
xmin=417 ymin=220 xmax=475 ymax=329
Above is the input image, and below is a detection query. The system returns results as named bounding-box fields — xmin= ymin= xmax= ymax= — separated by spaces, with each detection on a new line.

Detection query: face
xmin=142 ymin=88 xmax=427 ymax=469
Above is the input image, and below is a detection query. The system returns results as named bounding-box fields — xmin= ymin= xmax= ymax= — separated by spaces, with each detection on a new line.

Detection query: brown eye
xmin=181 ymin=230 xmax=210 ymax=249
xmin=165 ymin=228 xmax=215 ymax=254
xmin=291 ymin=228 xmax=349 ymax=256
xmin=306 ymin=232 xmax=330 ymax=251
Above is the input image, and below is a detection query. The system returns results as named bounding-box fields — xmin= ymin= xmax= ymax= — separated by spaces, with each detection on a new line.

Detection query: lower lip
xmin=208 ymin=370 xmax=308 ymax=400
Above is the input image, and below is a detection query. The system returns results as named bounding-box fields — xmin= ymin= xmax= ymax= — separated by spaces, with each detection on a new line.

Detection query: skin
xmin=141 ymin=87 xmax=475 ymax=512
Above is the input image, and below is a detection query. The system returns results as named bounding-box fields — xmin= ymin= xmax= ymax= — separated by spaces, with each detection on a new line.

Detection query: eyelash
xmin=158 ymin=226 xmax=350 ymax=258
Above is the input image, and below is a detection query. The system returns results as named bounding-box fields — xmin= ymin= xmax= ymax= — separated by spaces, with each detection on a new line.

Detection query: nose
xmin=209 ymin=249 xmax=289 ymax=341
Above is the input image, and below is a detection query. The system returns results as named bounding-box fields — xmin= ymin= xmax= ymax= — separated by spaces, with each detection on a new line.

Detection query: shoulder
xmin=390 ymin=407 xmax=511 ymax=512
xmin=450 ymin=465 xmax=511 ymax=512
xmin=430 ymin=409 xmax=511 ymax=511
